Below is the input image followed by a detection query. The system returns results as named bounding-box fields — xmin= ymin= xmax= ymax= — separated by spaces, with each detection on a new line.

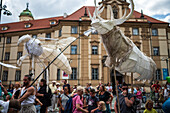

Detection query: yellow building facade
xmin=0 ymin=0 xmax=169 ymax=87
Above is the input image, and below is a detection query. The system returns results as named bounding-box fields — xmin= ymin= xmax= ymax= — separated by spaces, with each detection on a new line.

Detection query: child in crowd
xmin=92 ymin=101 xmax=106 ymax=113
xmin=144 ymin=100 xmax=157 ymax=113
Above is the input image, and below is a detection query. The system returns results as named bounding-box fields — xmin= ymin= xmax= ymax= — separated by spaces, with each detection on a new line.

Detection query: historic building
xmin=0 ymin=0 xmax=169 ymax=87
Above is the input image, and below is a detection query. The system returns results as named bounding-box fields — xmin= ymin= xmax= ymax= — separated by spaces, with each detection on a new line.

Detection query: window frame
xmin=59 ymin=28 xmax=62 ymax=37
xmin=153 ymin=47 xmax=160 ymax=56
xmin=5 ymin=52 xmax=10 ymax=61
xmin=92 ymin=68 xmax=99 ymax=80
xmin=45 ymin=33 xmax=51 ymax=40
xmin=15 ymin=70 xmax=21 ymax=81
xmin=152 ymin=28 xmax=158 ymax=36
xmin=156 ymin=69 xmax=161 ymax=80
xmin=17 ymin=51 xmax=23 ymax=60
xmin=92 ymin=45 xmax=98 ymax=55
xmin=71 ymin=68 xmax=77 ymax=80
xmin=71 ymin=26 xmax=78 ymax=34
xmin=132 ymin=28 xmax=139 ymax=36
xmin=6 ymin=37 xmax=11 ymax=44
xmin=2 ymin=71 xmax=8 ymax=81
xmin=71 ymin=45 xmax=77 ymax=55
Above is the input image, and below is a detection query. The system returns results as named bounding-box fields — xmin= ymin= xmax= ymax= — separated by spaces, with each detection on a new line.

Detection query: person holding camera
xmin=114 ymin=82 xmax=135 ymax=113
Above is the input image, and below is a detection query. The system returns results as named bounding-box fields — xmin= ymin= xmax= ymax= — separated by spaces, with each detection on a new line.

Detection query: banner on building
xmin=62 ymin=71 xmax=69 ymax=79
xmin=163 ymin=68 xmax=168 ymax=80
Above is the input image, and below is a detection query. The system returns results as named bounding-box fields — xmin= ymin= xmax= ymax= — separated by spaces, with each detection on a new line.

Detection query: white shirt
xmin=20 ymin=87 xmax=35 ymax=106
xmin=164 ymin=89 xmax=169 ymax=97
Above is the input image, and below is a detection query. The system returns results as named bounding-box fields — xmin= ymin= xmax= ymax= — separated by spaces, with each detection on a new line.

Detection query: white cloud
xmin=161 ymin=15 xmax=170 ymax=23
xmin=1 ymin=0 xmax=170 ymax=24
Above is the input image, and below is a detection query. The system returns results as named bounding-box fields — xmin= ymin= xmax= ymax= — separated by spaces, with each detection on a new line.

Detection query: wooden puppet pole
xmin=131 ymin=72 xmax=133 ymax=93
xmin=114 ymin=68 xmax=120 ymax=113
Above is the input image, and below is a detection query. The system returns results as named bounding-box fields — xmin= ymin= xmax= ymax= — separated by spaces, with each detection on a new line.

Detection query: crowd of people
xmin=0 ymin=74 xmax=170 ymax=113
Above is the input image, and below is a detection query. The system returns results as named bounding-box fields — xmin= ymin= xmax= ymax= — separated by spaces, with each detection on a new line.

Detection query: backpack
xmin=64 ymin=94 xmax=77 ymax=113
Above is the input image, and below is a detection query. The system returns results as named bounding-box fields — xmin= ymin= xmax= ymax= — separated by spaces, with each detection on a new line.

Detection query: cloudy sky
xmin=1 ymin=0 xmax=170 ymax=24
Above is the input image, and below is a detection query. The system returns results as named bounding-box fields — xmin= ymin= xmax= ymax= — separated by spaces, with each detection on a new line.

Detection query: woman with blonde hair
xmin=144 ymin=100 xmax=157 ymax=113
xmin=12 ymin=82 xmax=21 ymax=99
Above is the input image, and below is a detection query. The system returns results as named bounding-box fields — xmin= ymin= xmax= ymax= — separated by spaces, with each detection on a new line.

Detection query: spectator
xmin=86 ymin=83 xmax=91 ymax=91
xmin=7 ymin=84 xmax=14 ymax=94
xmin=72 ymin=86 xmax=88 ymax=113
xmin=36 ymin=79 xmax=52 ymax=113
xmin=0 ymin=82 xmax=12 ymax=101
xmin=83 ymin=88 xmax=90 ymax=106
xmin=49 ymin=81 xmax=57 ymax=112
xmin=94 ymin=101 xmax=106 ymax=113
xmin=74 ymin=84 xmax=77 ymax=90
xmin=63 ymin=79 xmax=70 ymax=93
xmin=116 ymin=80 xmax=122 ymax=94
xmin=58 ymin=85 xmax=71 ymax=113
xmin=12 ymin=82 xmax=21 ymax=99
xmin=152 ymin=81 xmax=161 ymax=105
xmin=136 ymin=87 xmax=142 ymax=112
xmin=0 ymin=80 xmax=3 ymax=100
xmin=114 ymin=82 xmax=135 ymax=113
xmin=99 ymin=85 xmax=113 ymax=113
xmin=144 ymin=100 xmax=157 ymax=113
xmin=19 ymin=74 xmax=36 ymax=113
xmin=87 ymin=88 xmax=99 ymax=113
xmin=54 ymin=83 xmax=61 ymax=111
xmin=106 ymin=82 xmax=113 ymax=93
xmin=164 ymin=85 xmax=169 ymax=101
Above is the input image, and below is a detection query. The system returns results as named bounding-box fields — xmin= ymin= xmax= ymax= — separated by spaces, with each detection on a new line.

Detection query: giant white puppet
xmin=17 ymin=34 xmax=75 ymax=84
xmin=85 ymin=0 xmax=157 ymax=81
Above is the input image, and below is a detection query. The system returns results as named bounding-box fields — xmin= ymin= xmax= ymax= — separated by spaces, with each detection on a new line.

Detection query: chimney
xmin=63 ymin=13 xmax=68 ymax=18
xmin=84 ymin=7 xmax=88 ymax=17
xmin=140 ymin=10 xmax=144 ymax=19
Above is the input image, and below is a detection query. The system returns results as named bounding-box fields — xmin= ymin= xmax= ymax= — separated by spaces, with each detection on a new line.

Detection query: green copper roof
xmin=19 ymin=8 xmax=33 ymax=17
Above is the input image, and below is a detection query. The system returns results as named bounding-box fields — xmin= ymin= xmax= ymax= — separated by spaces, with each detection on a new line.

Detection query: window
xmin=92 ymin=68 xmax=98 ymax=80
xmin=46 ymin=33 xmax=51 ymax=39
xmin=25 ymin=24 xmax=31 ymax=28
xmin=17 ymin=51 xmax=22 ymax=60
xmin=156 ymin=69 xmax=161 ymax=80
xmin=57 ymin=69 xmax=60 ymax=80
xmin=1 ymin=26 xmax=8 ymax=31
xmin=71 ymin=45 xmax=77 ymax=54
xmin=2 ymin=71 xmax=8 ymax=81
xmin=132 ymin=28 xmax=139 ymax=35
xmin=32 ymin=34 xmax=37 ymax=38
xmin=6 ymin=37 xmax=11 ymax=44
xmin=153 ymin=47 xmax=159 ymax=56
xmin=50 ymin=21 xmax=56 ymax=25
xmin=92 ymin=46 xmax=98 ymax=55
xmin=15 ymin=70 xmax=21 ymax=81
xmin=71 ymin=68 xmax=77 ymax=80
xmin=59 ymin=28 xmax=62 ymax=37
xmin=5 ymin=52 xmax=10 ymax=61
xmin=152 ymin=28 xmax=158 ymax=36
xmin=71 ymin=26 xmax=78 ymax=34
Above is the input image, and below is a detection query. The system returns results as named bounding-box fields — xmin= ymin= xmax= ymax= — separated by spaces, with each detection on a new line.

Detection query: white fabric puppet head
xmin=88 ymin=0 xmax=134 ymax=35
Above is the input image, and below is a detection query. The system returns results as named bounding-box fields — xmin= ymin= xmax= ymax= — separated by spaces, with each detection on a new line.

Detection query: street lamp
xmin=0 ymin=0 xmax=12 ymax=23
